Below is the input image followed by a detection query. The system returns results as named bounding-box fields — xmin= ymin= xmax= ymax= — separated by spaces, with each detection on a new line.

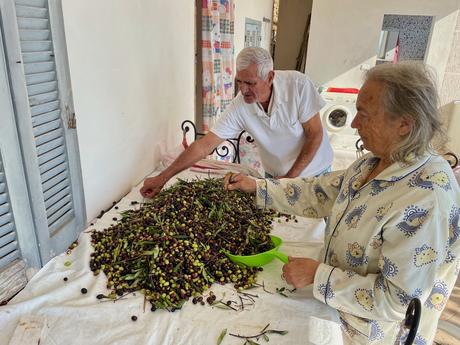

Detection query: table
xmin=0 ymin=169 xmax=343 ymax=345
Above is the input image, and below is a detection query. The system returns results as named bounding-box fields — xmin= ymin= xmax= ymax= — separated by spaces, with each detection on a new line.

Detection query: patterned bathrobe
xmin=256 ymin=153 xmax=460 ymax=344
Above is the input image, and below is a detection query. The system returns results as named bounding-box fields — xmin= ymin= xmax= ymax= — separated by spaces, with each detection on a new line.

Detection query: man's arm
xmin=140 ymin=132 xmax=224 ymax=198
xmin=279 ymin=112 xmax=323 ymax=178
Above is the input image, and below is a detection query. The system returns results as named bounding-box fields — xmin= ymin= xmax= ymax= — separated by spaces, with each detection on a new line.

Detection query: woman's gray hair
xmin=365 ymin=61 xmax=446 ymax=163
xmin=236 ymin=47 xmax=273 ymax=80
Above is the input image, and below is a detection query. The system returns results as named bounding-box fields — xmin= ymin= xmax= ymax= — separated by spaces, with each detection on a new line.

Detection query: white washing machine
xmin=320 ymin=90 xmax=358 ymax=135
xmin=320 ymin=89 xmax=362 ymax=170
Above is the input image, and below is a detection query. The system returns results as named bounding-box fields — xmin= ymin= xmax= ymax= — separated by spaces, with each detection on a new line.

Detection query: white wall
xmin=62 ymin=0 xmax=195 ymax=222
xmin=440 ymin=10 xmax=460 ymax=106
xmin=306 ymin=0 xmax=460 ymax=89
xmin=234 ymin=0 xmax=273 ymax=55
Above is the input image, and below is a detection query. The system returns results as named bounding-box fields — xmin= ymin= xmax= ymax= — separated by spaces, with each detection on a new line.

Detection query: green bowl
xmin=224 ymin=235 xmax=289 ymax=267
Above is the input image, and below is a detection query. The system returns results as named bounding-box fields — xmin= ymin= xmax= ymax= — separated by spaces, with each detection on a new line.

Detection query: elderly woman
xmin=225 ymin=62 xmax=460 ymax=344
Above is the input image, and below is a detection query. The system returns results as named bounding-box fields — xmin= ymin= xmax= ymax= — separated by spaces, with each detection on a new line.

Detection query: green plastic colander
xmin=224 ymin=235 xmax=289 ymax=267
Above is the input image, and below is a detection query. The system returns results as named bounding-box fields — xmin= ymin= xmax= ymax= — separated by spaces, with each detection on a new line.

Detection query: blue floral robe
xmin=256 ymin=153 xmax=460 ymax=344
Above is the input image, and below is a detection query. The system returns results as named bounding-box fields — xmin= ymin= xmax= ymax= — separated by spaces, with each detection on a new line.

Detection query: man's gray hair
xmin=365 ymin=62 xmax=446 ymax=163
xmin=236 ymin=47 xmax=273 ymax=80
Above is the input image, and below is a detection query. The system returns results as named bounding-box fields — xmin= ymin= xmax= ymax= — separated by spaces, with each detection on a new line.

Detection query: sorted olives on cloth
xmin=89 ymin=178 xmax=279 ymax=311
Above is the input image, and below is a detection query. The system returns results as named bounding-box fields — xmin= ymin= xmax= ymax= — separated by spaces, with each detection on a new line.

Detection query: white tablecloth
xmin=0 ymin=170 xmax=343 ymax=345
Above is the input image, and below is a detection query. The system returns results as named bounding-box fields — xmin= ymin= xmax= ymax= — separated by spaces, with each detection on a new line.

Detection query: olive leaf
xmin=266 ymin=330 xmax=288 ymax=335
xmin=172 ymin=262 xmax=182 ymax=273
xmin=193 ymin=199 xmax=203 ymax=208
xmin=202 ymin=267 xmax=213 ymax=282
xmin=217 ymin=206 xmax=224 ymax=221
xmin=245 ymin=340 xmax=260 ymax=345
xmin=173 ymin=235 xmax=189 ymax=239
xmin=208 ymin=204 xmax=217 ymax=219
xmin=122 ymin=274 xmax=136 ymax=280
xmin=217 ymin=329 xmax=227 ymax=345
xmin=113 ymin=243 xmax=122 ymax=261
xmin=142 ymin=245 xmax=160 ymax=258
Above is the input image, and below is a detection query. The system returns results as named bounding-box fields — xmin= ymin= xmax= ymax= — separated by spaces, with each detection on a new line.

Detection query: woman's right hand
xmin=282 ymin=257 xmax=320 ymax=289
xmin=223 ymin=172 xmax=256 ymax=193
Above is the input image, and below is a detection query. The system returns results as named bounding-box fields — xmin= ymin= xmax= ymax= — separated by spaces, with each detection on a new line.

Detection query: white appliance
xmin=320 ymin=90 xmax=361 ymax=170
xmin=320 ymin=91 xmax=358 ymax=135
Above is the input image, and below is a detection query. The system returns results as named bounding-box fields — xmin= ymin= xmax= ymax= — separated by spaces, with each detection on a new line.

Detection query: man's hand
xmin=140 ymin=175 xmax=167 ymax=198
xmin=282 ymin=257 xmax=320 ymax=289
xmin=139 ymin=132 xmax=224 ymax=199
xmin=223 ymin=172 xmax=257 ymax=193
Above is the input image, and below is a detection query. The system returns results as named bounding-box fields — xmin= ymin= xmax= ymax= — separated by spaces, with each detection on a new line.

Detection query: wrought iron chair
xmin=181 ymin=120 xmax=254 ymax=164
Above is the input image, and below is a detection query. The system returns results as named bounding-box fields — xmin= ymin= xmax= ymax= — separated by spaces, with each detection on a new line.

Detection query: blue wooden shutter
xmin=0 ymin=155 xmax=20 ymax=270
xmin=0 ymin=153 xmax=30 ymax=302
xmin=0 ymin=13 xmax=40 ymax=300
xmin=1 ymin=0 xmax=86 ymax=263
xmin=16 ymin=0 xmax=74 ymax=232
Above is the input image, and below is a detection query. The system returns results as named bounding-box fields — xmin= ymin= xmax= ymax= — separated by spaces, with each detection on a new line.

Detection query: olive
xmin=88 ymin=177 xmax=285 ymax=312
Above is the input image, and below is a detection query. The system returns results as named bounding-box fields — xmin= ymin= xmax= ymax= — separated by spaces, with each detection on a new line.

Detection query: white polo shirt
xmin=210 ymin=70 xmax=333 ymax=177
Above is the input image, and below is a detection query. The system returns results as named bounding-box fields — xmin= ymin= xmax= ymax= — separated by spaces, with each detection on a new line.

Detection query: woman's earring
xmin=355 ymin=138 xmax=364 ymax=159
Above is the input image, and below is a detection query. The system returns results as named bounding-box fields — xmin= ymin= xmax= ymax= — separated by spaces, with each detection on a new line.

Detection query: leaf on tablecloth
xmin=267 ymin=330 xmax=288 ymax=335
xmin=245 ymin=340 xmax=260 ymax=345
xmin=217 ymin=329 xmax=227 ymax=345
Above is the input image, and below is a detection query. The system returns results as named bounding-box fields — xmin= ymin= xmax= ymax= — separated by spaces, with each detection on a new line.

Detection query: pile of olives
xmin=90 ymin=177 xmax=278 ymax=311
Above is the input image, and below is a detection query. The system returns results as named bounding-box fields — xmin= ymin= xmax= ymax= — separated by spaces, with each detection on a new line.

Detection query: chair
xmin=181 ymin=120 xmax=254 ymax=164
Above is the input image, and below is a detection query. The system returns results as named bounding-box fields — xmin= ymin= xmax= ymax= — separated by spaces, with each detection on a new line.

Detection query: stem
xmin=219 ymin=301 xmax=238 ymax=311
xmin=260 ymin=323 xmax=270 ymax=333
xmin=229 ymin=323 xmax=270 ymax=340
xmin=254 ymin=281 xmax=273 ymax=294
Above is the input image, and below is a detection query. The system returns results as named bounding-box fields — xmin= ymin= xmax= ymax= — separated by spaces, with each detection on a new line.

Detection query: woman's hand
xmin=282 ymin=257 xmax=320 ymax=289
xmin=223 ymin=172 xmax=256 ymax=193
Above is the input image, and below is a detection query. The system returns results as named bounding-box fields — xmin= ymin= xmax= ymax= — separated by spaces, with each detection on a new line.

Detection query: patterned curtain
xmin=201 ymin=0 xmax=235 ymax=132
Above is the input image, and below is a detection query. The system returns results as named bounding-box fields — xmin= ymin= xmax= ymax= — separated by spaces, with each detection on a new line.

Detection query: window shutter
xmin=15 ymin=0 xmax=75 ymax=233
xmin=0 ymin=6 xmax=41 ymax=300
xmin=0 ymin=0 xmax=86 ymax=263
xmin=0 ymin=153 xmax=28 ymax=302
xmin=0 ymin=155 xmax=20 ymax=270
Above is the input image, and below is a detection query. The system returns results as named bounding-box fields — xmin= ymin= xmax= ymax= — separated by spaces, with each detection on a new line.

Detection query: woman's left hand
xmin=282 ymin=257 xmax=320 ymax=288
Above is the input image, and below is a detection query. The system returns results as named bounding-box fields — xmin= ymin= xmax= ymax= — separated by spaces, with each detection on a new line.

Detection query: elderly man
xmin=141 ymin=47 xmax=332 ymax=198
xmin=225 ymin=62 xmax=460 ymax=344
